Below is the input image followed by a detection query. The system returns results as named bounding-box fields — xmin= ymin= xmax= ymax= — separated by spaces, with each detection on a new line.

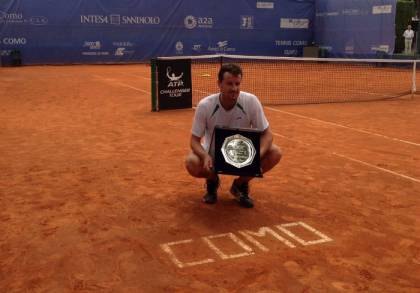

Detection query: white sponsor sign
xmin=240 ymin=16 xmax=254 ymax=29
xmin=82 ymin=52 xmax=109 ymax=56
xmin=275 ymin=40 xmax=291 ymax=46
xmin=1 ymin=37 xmax=27 ymax=45
xmin=280 ymin=18 xmax=309 ymax=29
xmin=345 ymin=45 xmax=354 ymax=54
xmin=371 ymin=45 xmax=389 ymax=53
xmin=316 ymin=12 xmax=339 ymax=17
xmin=1 ymin=50 xmax=12 ymax=56
xmin=184 ymin=15 xmax=213 ymax=29
xmin=29 ymin=16 xmax=48 ymax=25
xmin=80 ymin=14 xmax=160 ymax=25
xmin=175 ymin=41 xmax=184 ymax=54
xmin=83 ymin=41 xmax=101 ymax=50
xmin=372 ymin=5 xmax=392 ymax=15
xmin=114 ymin=47 xmax=134 ymax=56
xmin=0 ymin=10 xmax=48 ymax=25
xmin=208 ymin=40 xmax=236 ymax=52
xmin=341 ymin=8 xmax=368 ymax=16
xmin=192 ymin=44 xmax=202 ymax=52
xmin=112 ymin=41 xmax=133 ymax=47
xmin=256 ymin=2 xmax=274 ymax=9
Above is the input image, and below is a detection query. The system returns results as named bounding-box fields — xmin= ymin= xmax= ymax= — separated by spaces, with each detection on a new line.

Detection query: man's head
xmin=218 ymin=64 xmax=243 ymax=109
xmin=408 ymin=25 xmax=412 ymax=30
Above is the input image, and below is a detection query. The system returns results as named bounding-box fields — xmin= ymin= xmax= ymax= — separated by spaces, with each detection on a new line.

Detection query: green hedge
xmin=395 ymin=1 xmax=416 ymax=53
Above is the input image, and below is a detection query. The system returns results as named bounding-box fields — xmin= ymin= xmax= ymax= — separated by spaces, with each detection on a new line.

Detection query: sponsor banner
xmin=192 ymin=44 xmax=202 ymax=53
xmin=1 ymin=37 xmax=27 ymax=46
xmin=208 ymin=40 xmax=236 ymax=53
xmin=280 ymin=18 xmax=309 ymax=29
xmin=275 ymin=40 xmax=308 ymax=46
xmin=342 ymin=9 xmax=368 ymax=16
xmin=240 ymin=16 xmax=254 ymax=29
xmin=175 ymin=41 xmax=184 ymax=55
xmin=81 ymin=40 xmax=109 ymax=56
xmin=316 ymin=12 xmax=339 ymax=17
xmin=315 ymin=0 xmax=396 ymax=58
xmin=372 ymin=5 xmax=392 ymax=15
xmin=256 ymin=2 xmax=274 ymax=9
xmin=112 ymin=41 xmax=135 ymax=57
xmin=80 ymin=14 xmax=160 ymax=25
xmin=371 ymin=45 xmax=389 ymax=53
xmin=0 ymin=0 xmax=315 ymax=64
xmin=184 ymin=15 xmax=214 ymax=29
xmin=157 ymin=59 xmax=192 ymax=110
xmin=0 ymin=10 xmax=49 ymax=25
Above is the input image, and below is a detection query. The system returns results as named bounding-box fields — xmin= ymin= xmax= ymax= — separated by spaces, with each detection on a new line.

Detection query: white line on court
xmin=97 ymin=78 xmax=419 ymax=182
xmin=120 ymin=72 xmax=151 ymax=80
xmin=272 ymin=131 xmax=420 ymax=184
xmin=189 ymin=88 xmax=414 ymax=145
xmin=115 ymin=82 xmax=151 ymax=94
xmin=340 ymin=88 xmax=400 ymax=98
xmin=93 ymin=74 xmax=151 ymax=94
xmin=265 ymin=106 xmax=420 ymax=147
xmin=193 ymin=89 xmax=212 ymax=95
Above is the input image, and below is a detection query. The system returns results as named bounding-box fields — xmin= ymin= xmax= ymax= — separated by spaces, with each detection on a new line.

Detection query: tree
xmin=417 ymin=0 xmax=420 ymax=17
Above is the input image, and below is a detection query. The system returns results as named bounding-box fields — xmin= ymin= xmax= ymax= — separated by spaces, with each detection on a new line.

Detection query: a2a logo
xmin=184 ymin=15 xmax=213 ymax=29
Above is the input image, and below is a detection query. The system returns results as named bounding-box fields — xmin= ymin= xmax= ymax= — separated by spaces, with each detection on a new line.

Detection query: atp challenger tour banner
xmin=157 ymin=59 xmax=192 ymax=110
xmin=315 ymin=0 xmax=397 ymax=58
xmin=0 ymin=0 xmax=315 ymax=64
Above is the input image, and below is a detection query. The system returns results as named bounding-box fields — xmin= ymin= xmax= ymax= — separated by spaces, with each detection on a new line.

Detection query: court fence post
xmin=412 ymin=60 xmax=417 ymax=97
xmin=151 ymin=58 xmax=158 ymax=111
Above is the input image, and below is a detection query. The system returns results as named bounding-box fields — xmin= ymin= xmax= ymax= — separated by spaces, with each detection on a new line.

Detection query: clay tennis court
xmin=1 ymin=64 xmax=420 ymax=292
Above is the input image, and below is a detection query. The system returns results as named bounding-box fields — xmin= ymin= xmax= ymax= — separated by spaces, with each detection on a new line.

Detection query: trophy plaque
xmin=214 ymin=126 xmax=262 ymax=177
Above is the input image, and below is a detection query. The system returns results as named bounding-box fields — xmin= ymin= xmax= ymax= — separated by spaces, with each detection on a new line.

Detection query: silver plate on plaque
xmin=221 ymin=134 xmax=256 ymax=168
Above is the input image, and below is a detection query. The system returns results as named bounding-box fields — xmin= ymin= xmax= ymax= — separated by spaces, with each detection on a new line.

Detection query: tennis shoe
xmin=203 ymin=176 xmax=220 ymax=204
xmin=230 ymin=179 xmax=254 ymax=208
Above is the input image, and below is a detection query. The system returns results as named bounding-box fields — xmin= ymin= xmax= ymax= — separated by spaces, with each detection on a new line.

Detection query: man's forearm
xmin=191 ymin=138 xmax=208 ymax=160
xmin=260 ymin=129 xmax=273 ymax=158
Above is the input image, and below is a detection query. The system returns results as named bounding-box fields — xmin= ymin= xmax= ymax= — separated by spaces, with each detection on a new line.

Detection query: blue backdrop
xmin=315 ymin=0 xmax=397 ymax=58
xmin=0 ymin=0 xmax=315 ymax=64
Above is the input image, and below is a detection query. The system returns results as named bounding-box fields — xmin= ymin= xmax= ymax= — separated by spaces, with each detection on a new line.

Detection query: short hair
xmin=218 ymin=63 xmax=243 ymax=81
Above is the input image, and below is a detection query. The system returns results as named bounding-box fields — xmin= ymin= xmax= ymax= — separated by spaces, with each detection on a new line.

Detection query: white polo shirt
xmin=191 ymin=91 xmax=269 ymax=156
xmin=403 ymin=29 xmax=414 ymax=39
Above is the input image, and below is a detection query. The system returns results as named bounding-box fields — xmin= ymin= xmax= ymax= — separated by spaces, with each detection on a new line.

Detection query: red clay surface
xmin=1 ymin=64 xmax=420 ymax=292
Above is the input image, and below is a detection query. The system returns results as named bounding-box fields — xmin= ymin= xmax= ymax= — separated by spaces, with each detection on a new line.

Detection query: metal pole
xmin=417 ymin=0 xmax=420 ymax=57
xmin=151 ymin=59 xmax=158 ymax=112
xmin=412 ymin=60 xmax=417 ymax=97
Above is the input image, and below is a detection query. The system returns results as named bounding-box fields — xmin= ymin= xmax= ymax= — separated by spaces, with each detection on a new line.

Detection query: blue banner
xmin=315 ymin=0 xmax=397 ymax=58
xmin=0 ymin=0 xmax=315 ymax=64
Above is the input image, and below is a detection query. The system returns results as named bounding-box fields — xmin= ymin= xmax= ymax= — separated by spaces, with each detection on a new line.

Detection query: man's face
xmin=218 ymin=72 xmax=242 ymax=105
xmin=408 ymin=25 xmax=412 ymax=30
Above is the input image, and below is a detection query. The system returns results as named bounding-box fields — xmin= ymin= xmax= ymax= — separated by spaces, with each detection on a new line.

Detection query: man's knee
xmin=261 ymin=144 xmax=282 ymax=173
xmin=185 ymin=152 xmax=204 ymax=178
xmin=266 ymin=144 xmax=282 ymax=165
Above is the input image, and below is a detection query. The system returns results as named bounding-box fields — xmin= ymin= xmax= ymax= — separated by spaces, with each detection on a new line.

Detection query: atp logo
xmin=166 ymin=67 xmax=184 ymax=87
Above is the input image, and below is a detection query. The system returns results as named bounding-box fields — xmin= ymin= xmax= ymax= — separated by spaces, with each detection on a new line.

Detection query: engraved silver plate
xmin=221 ymin=134 xmax=256 ymax=168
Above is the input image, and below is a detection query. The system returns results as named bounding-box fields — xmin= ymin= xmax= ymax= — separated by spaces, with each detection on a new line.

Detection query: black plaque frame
xmin=214 ymin=126 xmax=262 ymax=177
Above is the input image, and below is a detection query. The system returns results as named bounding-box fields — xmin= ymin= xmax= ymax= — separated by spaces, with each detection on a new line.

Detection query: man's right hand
xmin=202 ymin=154 xmax=214 ymax=174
